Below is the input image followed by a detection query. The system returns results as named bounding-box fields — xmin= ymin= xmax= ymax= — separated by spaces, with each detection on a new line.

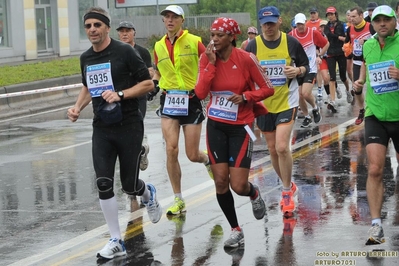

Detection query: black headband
xmin=84 ymin=12 xmax=110 ymax=27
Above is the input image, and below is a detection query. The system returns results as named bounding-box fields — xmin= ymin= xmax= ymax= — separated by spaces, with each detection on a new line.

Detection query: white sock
xmin=141 ymin=184 xmax=151 ymax=203
xmin=175 ymin=193 xmax=183 ymax=200
xmin=371 ymin=218 xmax=382 ymax=226
xmin=99 ymin=197 xmax=121 ymax=239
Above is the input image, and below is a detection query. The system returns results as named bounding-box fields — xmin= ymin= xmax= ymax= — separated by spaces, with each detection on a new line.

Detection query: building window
xmin=79 ymin=0 xmax=95 ymax=40
xmin=36 ymin=0 xmax=50 ymax=4
xmin=0 ymin=0 xmax=8 ymax=47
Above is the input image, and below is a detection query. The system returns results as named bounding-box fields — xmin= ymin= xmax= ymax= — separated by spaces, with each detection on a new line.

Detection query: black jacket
xmin=324 ymin=20 xmax=346 ymax=56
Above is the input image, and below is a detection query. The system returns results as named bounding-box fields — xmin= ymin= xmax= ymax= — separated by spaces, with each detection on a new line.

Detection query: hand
xmin=147 ymin=80 xmax=160 ymax=101
xmin=284 ymin=66 xmax=299 ymax=79
xmin=67 ymin=106 xmax=80 ymax=122
xmin=205 ymin=40 xmax=216 ymax=65
xmin=101 ymin=90 xmax=119 ymax=103
xmin=352 ymin=79 xmax=364 ymax=90
xmin=227 ymin=93 xmax=245 ymax=104
xmin=388 ymin=65 xmax=399 ymax=80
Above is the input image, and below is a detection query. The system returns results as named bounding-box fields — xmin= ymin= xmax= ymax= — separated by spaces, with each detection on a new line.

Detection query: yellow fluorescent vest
xmin=155 ymin=30 xmax=201 ymax=90
xmin=255 ymin=32 xmax=296 ymax=113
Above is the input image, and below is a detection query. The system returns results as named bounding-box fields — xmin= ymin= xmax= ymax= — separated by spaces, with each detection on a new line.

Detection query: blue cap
xmin=258 ymin=6 xmax=280 ymax=24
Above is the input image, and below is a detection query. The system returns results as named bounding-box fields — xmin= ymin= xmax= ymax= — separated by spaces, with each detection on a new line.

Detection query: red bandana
xmin=210 ymin=17 xmax=241 ymax=38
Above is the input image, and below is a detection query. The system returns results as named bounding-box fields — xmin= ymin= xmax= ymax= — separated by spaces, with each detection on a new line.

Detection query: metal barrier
xmin=0 ymin=81 xmax=82 ymax=120
xmin=0 ymin=83 xmax=82 ymax=99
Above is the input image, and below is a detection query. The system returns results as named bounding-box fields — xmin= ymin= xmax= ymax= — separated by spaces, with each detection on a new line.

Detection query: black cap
xmin=116 ymin=21 xmax=135 ymax=31
xmin=309 ymin=7 xmax=318 ymax=13
xmin=367 ymin=2 xmax=378 ymax=10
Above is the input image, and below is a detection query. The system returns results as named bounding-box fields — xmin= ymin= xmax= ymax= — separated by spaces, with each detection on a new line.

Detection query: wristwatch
xmin=242 ymin=93 xmax=248 ymax=103
xmin=117 ymin=91 xmax=124 ymax=100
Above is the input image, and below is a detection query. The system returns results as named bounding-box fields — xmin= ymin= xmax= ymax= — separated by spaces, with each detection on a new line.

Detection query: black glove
xmin=147 ymin=80 xmax=160 ymax=101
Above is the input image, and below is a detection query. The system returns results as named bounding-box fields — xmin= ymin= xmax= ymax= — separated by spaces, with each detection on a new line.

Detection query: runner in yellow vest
xmin=246 ymin=6 xmax=309 ymax=219
xmin=152 ymin=5 xmax=211 ymax=216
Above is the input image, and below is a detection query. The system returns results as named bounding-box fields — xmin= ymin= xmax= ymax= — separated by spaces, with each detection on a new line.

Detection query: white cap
xmin=160 ymin=5 xmax=184 ymax=19
xmin=294 ymin=13 xmax=306 ymax=24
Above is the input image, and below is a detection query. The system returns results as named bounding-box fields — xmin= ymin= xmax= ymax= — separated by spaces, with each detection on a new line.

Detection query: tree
xmin=189 ymin=0 xmax=256 ymax=14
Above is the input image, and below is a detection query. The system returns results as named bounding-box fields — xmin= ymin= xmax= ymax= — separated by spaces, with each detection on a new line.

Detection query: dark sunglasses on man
xmin=84 ymin=22 xmax=103 ymax=29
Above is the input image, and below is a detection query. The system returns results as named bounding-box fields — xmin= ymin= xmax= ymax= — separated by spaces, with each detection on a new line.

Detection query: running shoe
xmin=97 ymin=238 xmax=127 ymax=259
xmin=139 ymin=144 xmax=150 ymax=171
xmin=327 ymin=101 xmax=337 ymax=113
xmin=250 ymin=184 xmax=266 ymax=220
xmin=301 ymin=117 xmax=312 ymax=128
xmin=346 ymin=90 xmax=354 ymax=103
xmin=355 ymin=109 xmax=365 ymax=125
xmin=365 ymin=223 xmax=385 ymax=245
xmin=166 ymin=197 xmax=186 ymax=215
xmin=144 ymin=184 xmax=162 ymax=223
xmin=317 ymin=87 xmax=323 ymax=98
xmin=224 ymin=228 xmax=245 ymax=248
xmin=312 ymin=107 xmax=322 ymax=124
xmin=280 ymin=182 xmax=298 ymax=216
xmin=283 ymin=216 xmax=297 ymax=236
xmin=336 ymin=85 xmax=342 ymax=99
xmin=324 ymin=95 xmax=331 ymax=105
xmin=203 ymin=150 xmax=214 ymax=179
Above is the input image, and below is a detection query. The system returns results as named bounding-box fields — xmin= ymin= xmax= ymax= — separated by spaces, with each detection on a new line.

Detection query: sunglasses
xmin=84 ymin=22 xmax=102 ymax=29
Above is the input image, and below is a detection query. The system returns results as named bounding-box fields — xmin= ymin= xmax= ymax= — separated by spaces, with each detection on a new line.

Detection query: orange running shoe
xmin=280 ymin=182 xmax=298 ymax=216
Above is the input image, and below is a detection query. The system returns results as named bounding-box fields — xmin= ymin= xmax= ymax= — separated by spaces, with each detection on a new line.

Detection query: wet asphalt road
xmin=0 ymin=92 xmax=398 ymax=266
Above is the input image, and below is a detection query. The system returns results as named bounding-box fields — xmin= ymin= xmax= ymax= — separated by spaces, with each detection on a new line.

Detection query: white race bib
xmin=162 ymin=90 xmax=189 ymax=116
xmin=260 ymin=59 xmax=287 ymax=86
xmin=86 ymin=63 xmax=115 ymax=97
xmin=367 ymin=60 xmax=398 ymax=94
xmin=208 ymin=91 xmax=238 ymax=121
xmin=353 ymin=39 xmax=363 ymax=57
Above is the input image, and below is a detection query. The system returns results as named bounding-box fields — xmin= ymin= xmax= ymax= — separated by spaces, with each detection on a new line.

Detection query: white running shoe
xmin=366 ymin=223 xmax=385 ymax=245
xmin=144 ymin=184 xmax=162 ymax=223
xmin=97 ymin=238 xmax=127 ymax=259
xmin=224 ymin=228 xmax=245 ymax=248
xmin=250 ymin=184 xmax=266 ymax=220
xmin=317 ymin=87 xmax=323 ymax=98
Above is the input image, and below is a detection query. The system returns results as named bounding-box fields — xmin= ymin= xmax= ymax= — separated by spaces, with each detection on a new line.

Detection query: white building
xmin=0 ymin=0 xmax=250 ymax=64
xmin=0 ymin=0 xmax=109 ymax=63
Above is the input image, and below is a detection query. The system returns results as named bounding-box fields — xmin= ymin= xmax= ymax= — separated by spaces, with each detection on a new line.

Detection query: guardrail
xmin=0 ymin=76 xmax=82 ymax=120
xmin=0 ymin=83 xmax=82 ymax=99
